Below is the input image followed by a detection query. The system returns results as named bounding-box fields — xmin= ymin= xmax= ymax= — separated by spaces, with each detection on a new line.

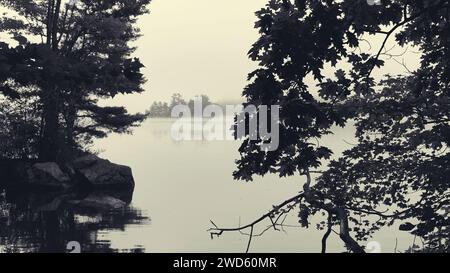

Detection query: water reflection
xmin=0 ymin=187 xmax=150 ymax=253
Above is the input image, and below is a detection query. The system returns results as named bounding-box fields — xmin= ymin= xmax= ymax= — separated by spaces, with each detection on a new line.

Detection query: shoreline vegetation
xmin=0 ymin=1 xmax=151 ymax=202
xmin=146 ymin=93 xmax=242 ymax=118
xmin=0 ymin=1 xmax=151 ymax=163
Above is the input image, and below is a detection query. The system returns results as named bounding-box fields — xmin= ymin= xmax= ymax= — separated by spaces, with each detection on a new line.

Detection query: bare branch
xmin=366 ymin=1 xmax=449 ymax=82
xmin=208 ymin=192 xmax=304 ymax=252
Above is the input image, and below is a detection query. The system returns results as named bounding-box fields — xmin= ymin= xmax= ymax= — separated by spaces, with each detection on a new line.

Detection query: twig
xmin=366 ymin=1 xmax=448 ymax=82
xmin=208 ymin=192 xmax=304 ymax=252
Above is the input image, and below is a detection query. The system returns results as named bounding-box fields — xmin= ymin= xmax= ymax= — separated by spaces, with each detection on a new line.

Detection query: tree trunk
xmin=303 ymin=171 xmax=365 ymax=253
xmin=52 ymin=0 xmax=61 ymax=50
xmin=46 ymin=0 xmax=54 ymax=45
xmin=39 ymin=0 xmax=62 ymax=162
xmin=39 ymin=88 xmax=60 ymax=162
xmin=335 ymin=208 xmax=366 ymax=253
xmin=321 ymin=213 xmax=333 ymax=253
xmin=64 ymin=99 xmax=77 ymax=156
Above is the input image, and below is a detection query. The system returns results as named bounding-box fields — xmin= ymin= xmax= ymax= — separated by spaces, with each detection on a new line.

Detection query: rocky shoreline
xmin=0 ymin=155 xmax=136 ymax=211
xmin=0 ymin=155 xmax=135 ymax=191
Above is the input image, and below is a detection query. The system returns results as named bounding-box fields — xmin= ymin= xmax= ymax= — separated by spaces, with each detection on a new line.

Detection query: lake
xmin=0 ymin=118 xmax=415 ymax=253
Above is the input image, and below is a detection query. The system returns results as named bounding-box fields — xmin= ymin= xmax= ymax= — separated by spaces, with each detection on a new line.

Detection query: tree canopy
xmin=210 ymin=0 xmax=449 ymax=253
xmin=0 ymin=0 xmax=151 ymax=161
xmin=147 ymin=93 xmax=214 ymax=118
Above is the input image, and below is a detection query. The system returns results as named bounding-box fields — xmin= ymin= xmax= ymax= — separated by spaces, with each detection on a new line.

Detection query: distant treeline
xmin=147 ymin=93 xmax=240 ymax=118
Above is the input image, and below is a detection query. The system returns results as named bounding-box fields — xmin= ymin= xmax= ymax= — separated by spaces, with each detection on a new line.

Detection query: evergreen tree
xmin=169 ymin=93 xmax=186 ymax=109
xmin=0 ymin=0 xmax=151 ymax=161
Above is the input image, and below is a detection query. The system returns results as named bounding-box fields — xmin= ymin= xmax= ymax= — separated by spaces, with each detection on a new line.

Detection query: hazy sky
xmin=112 ymin=0 xmax=421 ymax=114
xmin=109 ymin=0 xmax=268 ymax=113
xmin=1 ymin=0 xmax=421 ymax=114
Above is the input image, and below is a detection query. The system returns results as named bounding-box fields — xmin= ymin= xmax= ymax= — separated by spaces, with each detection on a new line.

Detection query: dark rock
xmin=1 ymin=155 xmax=136 ymax=191
xmin=73 ymin=155 xmax=135 ymax=189
xmin=72 ymin=155 xmax=100 ymax=169
xmin=75 ymin=194 xmax=127 ymax=211
xmin=27 ymin=162 xmax=72 ymax=189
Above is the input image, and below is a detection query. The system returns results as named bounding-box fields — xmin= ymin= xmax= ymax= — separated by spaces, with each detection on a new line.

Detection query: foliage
xmin=0 ymin=0 xmax=151 ymax=161
xmin=147 ymin=93 xmax=213 ymax=118
xmin=233 ymin=0 xmax=450 ymax=252
xmin=0 ymin=89 xmax=41 ymax=159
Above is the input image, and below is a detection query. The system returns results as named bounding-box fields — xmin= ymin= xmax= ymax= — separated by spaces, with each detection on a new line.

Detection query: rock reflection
xmin=0 ymin=187 xmax=149 ymax=253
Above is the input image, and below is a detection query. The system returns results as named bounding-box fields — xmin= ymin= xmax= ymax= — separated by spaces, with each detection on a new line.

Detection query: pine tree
xmin=0 ymin=0 xmax=151 ymax=161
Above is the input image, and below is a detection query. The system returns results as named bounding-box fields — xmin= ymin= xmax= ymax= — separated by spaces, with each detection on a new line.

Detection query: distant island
xmin=147 ymin=93 xmax=242 ymax=118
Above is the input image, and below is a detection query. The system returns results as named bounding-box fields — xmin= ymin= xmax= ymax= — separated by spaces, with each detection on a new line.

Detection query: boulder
xmin=27 ymin=162 xmax=71 ymax=189
xmin=72 ymin=155 xmax=100 ymax=169
xmin=75 ymin=194 xmax=127 ymax=211
xmin=73 ymin=155 xmax=135 ymax=189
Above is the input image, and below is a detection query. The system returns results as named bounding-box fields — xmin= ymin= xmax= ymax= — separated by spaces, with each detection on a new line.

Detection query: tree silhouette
xmin=210 ymin=0 xmax=449 ymax=253
xmin=0 ymin=0 xmax=151 ymax=161
xmin=147 ymin=94 xmax=214 ymax=118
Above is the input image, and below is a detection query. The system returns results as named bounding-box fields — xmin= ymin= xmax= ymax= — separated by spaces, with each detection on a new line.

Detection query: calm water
xmin=0 ymin=118 xmax=415 ymax=253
